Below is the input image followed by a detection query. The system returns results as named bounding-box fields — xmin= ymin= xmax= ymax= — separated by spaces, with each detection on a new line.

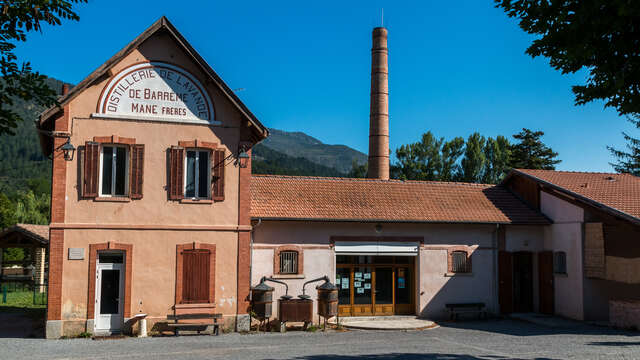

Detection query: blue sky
xmin=15 ymin=1 xmax=635 ymax=172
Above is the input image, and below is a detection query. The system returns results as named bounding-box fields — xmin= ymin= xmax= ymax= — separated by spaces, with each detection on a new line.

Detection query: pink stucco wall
xmin=252 ymin=221 xmax=545 ymax=320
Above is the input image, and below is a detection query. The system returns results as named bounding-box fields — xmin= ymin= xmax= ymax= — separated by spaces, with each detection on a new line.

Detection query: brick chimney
xmin=368 ymin=27 xmax=389 ymax=180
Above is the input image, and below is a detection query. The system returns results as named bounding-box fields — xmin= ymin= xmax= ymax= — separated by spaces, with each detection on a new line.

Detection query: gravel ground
xmin=1 ymin=319 xmax=639 ymax=360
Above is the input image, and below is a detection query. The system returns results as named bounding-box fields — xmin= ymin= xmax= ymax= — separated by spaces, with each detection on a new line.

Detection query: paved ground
xmin=1 ymin=319 xmax=639 ymax=359
xmin=334 ymin=316 xmax=437 ymax=330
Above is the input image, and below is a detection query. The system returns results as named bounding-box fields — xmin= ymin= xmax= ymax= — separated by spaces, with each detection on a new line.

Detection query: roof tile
xmin=251 ymin=175 xmax=549 ymax=224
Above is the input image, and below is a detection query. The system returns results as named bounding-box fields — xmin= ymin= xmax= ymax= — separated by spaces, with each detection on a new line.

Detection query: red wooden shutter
xmin=169 ymin=146 xmax=184 ymax=200
xmin=129 ymin=144 xmax=144 ymax=199
xmin=83 ymin=141 xmax=99 ymax=197
xmin=212 ymin=149 xmax=225 ymax=201
xmin=182 ymin=249 xmax=210 ymax=303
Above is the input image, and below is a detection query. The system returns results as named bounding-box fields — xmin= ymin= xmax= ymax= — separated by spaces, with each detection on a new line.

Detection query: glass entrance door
xmin=352 ymin=266 xmax=373 ymax=315
xmin=374 ymin=267 xmax=394 ymax=315
xmin=336 ymin=256 xmax=414 ymax=316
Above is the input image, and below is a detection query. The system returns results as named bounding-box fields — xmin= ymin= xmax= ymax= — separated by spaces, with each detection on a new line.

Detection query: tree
xmin=509 ymin=128 xmax=561 ymax=170
xmin=482 ymin=136 xmax=511 ymax=184
xmin=608 ymin=117 xmax=640 ymax=176
xmin=391 ymin=132 xmax=465 ymax=181
xmin=14 ymin=190 xmax=50 ymax=225
xmin=495 ymin=1 xmax=640 ymax=117
xmin=393 ymin=131 xmax=443 ymax=181
xmin=348 ymin=160 xmax=368 ymax=178
xmin=0 ymin=0 xmax=86 ymax=136
xmin=0 ymin=193 xmax=16 ymax=230
xmin=459 ymin=133 xmax=486 ymax=183
xmin=440 ymin=137 xmax=465 ymax=182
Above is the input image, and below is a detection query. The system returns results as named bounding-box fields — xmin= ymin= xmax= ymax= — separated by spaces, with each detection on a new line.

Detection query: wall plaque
xmin=68 ymin=248 xmax=85 ymax=260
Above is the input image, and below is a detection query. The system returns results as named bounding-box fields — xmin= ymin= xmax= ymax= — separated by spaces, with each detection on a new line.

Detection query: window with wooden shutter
xmin=181 ymin=249 xmax=210 ymax=303
xmin=169 ymin=146 xmax=184 ymax=200
xmin=129 ymin=144 xmax=144 ymax=199
xmin=83 ymin=141 xmax=100 ymax=197
xmin=212 ymin=149 xmax=225 ymax=201
xmin=451 ymin=251 xmax=470 ymax=273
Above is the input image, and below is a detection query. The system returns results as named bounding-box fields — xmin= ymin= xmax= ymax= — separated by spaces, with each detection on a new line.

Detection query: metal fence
xmin=0 ymin=281 xmax=48 ymax=306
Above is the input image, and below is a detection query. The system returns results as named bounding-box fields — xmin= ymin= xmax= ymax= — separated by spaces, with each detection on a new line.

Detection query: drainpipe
xmin=249 ymin=218 xmax=262 ymax=303
xmin=493 ymin=224 xmax=500 ymax=315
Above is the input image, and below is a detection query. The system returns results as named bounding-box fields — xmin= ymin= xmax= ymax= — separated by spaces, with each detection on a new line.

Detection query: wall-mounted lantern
xmin=60 ymin=138 xmax=76 ymax=161
xmin=238 ymin=148 xmax=250 ymax=168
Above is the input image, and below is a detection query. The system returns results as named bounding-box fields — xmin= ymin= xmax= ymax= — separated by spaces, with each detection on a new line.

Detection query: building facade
xmin=35 ymin=18 xmax=640 ymax=339
xmin=37 ymin=17 xmax=267 ymax=338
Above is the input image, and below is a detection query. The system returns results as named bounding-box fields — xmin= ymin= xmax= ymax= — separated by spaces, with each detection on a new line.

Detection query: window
xmin=100 ymin=145 xmax=128 ymax=196
xmin=554 ymin=252 xmax=567 ymax=274
xmin=184 ymin=150 xmax=210 ymax=199
xmin=451 ymin=251 xmax=470 ymax=273
xmin=279 ymin=251 xmax=298 ymax=274
xmin=181 ymin=249 xmax=211 ymax=303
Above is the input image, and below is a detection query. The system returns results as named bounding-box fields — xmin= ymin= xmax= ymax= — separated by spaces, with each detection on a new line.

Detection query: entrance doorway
xmin=94 ymin=253 xmax=124 ymax=333
xmin=336 ymin=256 xmax=414 ymax=316
xmin=513 ymin=252 xmax=533 ymax=313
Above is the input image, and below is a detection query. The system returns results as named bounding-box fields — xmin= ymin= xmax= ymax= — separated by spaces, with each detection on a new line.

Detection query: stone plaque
xmin=68 ymin=248 xmax=85 ymax=260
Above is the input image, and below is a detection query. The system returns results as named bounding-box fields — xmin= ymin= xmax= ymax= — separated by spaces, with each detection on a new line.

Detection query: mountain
xmin=260 ymin=129 xmax=367 ymax=174
xmin=0 ymin=76 xmax=368 ymax=195
xmin=251 ymin=143 xmax=344 ymax=177
xmin=0 ymin=77 xmax=66 ymax=195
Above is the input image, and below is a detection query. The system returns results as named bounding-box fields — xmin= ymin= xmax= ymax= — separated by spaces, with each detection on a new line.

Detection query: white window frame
xmin=98 ymin=144 xmax=129 ymax=197
xmin=183 ymin=149 xmax=211 ymax=200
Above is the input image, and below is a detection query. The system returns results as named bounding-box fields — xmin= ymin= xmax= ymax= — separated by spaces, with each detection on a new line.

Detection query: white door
xmin=95 ymin=263 xmax=124 ymax=332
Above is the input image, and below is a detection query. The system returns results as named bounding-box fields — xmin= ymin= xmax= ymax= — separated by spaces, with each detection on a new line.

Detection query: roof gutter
xmin=248 ymin=216 xmax=550 ymax=226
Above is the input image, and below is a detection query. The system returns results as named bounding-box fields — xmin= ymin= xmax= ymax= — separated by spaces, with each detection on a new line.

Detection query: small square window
xmin=279 ymin=251 xmax=298 ymax=274
xmin=451 ymin=251 xmax=470 ymax=273
xmin=100 ymin=145 xmax=129 ymax=196
xmin=554 ymin=252 xmax=567 ymax=274
xmin=184 ymin=150 xmax=211 ymax=199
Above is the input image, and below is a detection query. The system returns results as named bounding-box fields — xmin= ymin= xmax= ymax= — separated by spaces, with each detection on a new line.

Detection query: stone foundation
xmin=609 ymin=300 xmax=640 ymax=330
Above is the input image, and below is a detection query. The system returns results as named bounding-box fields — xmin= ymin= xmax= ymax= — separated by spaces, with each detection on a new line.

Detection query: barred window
xmin=554 ymin=252 xmax=567 ymax=274
xmin=451 ymin=251 xmax=470 ymax=273
xmin=279 ymin=251 xmax=298 ymax=274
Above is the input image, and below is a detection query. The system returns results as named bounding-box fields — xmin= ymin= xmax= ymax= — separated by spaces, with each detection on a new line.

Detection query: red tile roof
xmin=251 ymin=175 xmax=549 ymax=224
xmin=0 ymin=223 xmax=49 ymax=245
xmin=513 ymin=169 xmax=640 ymax=221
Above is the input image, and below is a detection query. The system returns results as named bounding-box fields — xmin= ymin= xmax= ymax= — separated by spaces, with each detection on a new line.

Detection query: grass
xmin=0 ymin=289 xmax=47 ymax=312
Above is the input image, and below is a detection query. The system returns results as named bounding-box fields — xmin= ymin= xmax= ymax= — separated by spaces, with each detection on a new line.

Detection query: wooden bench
xmin=167 ymin=313 xmax=222 ymax=336
xmin=445 ymin=303 xmax=487 ymax=321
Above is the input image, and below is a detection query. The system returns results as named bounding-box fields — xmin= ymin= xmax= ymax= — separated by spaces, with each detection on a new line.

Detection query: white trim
xmin=334 ymin=241 xmax=419 ymax=256
xmin=98 ymin=145 xmax=129 ymax=197
xmin=183 ymin=149 xmax=211 ymax=200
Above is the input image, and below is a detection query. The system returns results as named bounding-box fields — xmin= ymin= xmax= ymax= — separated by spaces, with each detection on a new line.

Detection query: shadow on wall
xmin=266 ymin=353 xmax=559 ymax=360
xmin=418 ymin=257 xmax=492 ymax=320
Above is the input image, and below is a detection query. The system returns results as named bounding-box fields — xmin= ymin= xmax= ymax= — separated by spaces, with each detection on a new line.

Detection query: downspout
xmin=249 ymin=218 xmax=262 ymax=303
xmin=493 ymin=223 xmax=500 ymax=315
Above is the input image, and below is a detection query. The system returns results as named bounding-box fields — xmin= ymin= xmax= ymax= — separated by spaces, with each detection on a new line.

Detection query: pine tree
xmin=393 ymin=132 xmax=443 ymax=181
xmin=608 ymin=117 xmax=640 ymax=176
xmin=459 ymin=133 xmax=486 ymax=183
xmin=509 ymin=128 xmax=560 ymax=170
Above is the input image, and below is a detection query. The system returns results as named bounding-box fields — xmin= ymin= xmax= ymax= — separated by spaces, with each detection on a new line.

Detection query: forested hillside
xmin=0 ymin=77 xmax=65 ymax=195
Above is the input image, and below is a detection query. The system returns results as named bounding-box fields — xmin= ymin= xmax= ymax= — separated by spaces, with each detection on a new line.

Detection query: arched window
xmin=451 ymin=251 xmax=470 ymax=273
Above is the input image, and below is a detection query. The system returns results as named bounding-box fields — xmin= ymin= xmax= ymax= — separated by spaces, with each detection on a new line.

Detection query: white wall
xmin=251 ymin=221 xmax=545 ymax=320
xmin=540 ymin=191 xmax=585 ymax=320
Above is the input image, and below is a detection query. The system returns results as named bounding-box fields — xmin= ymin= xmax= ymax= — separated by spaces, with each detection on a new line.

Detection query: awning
xmin=334 ymin=241 xmax=419 ymax=256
